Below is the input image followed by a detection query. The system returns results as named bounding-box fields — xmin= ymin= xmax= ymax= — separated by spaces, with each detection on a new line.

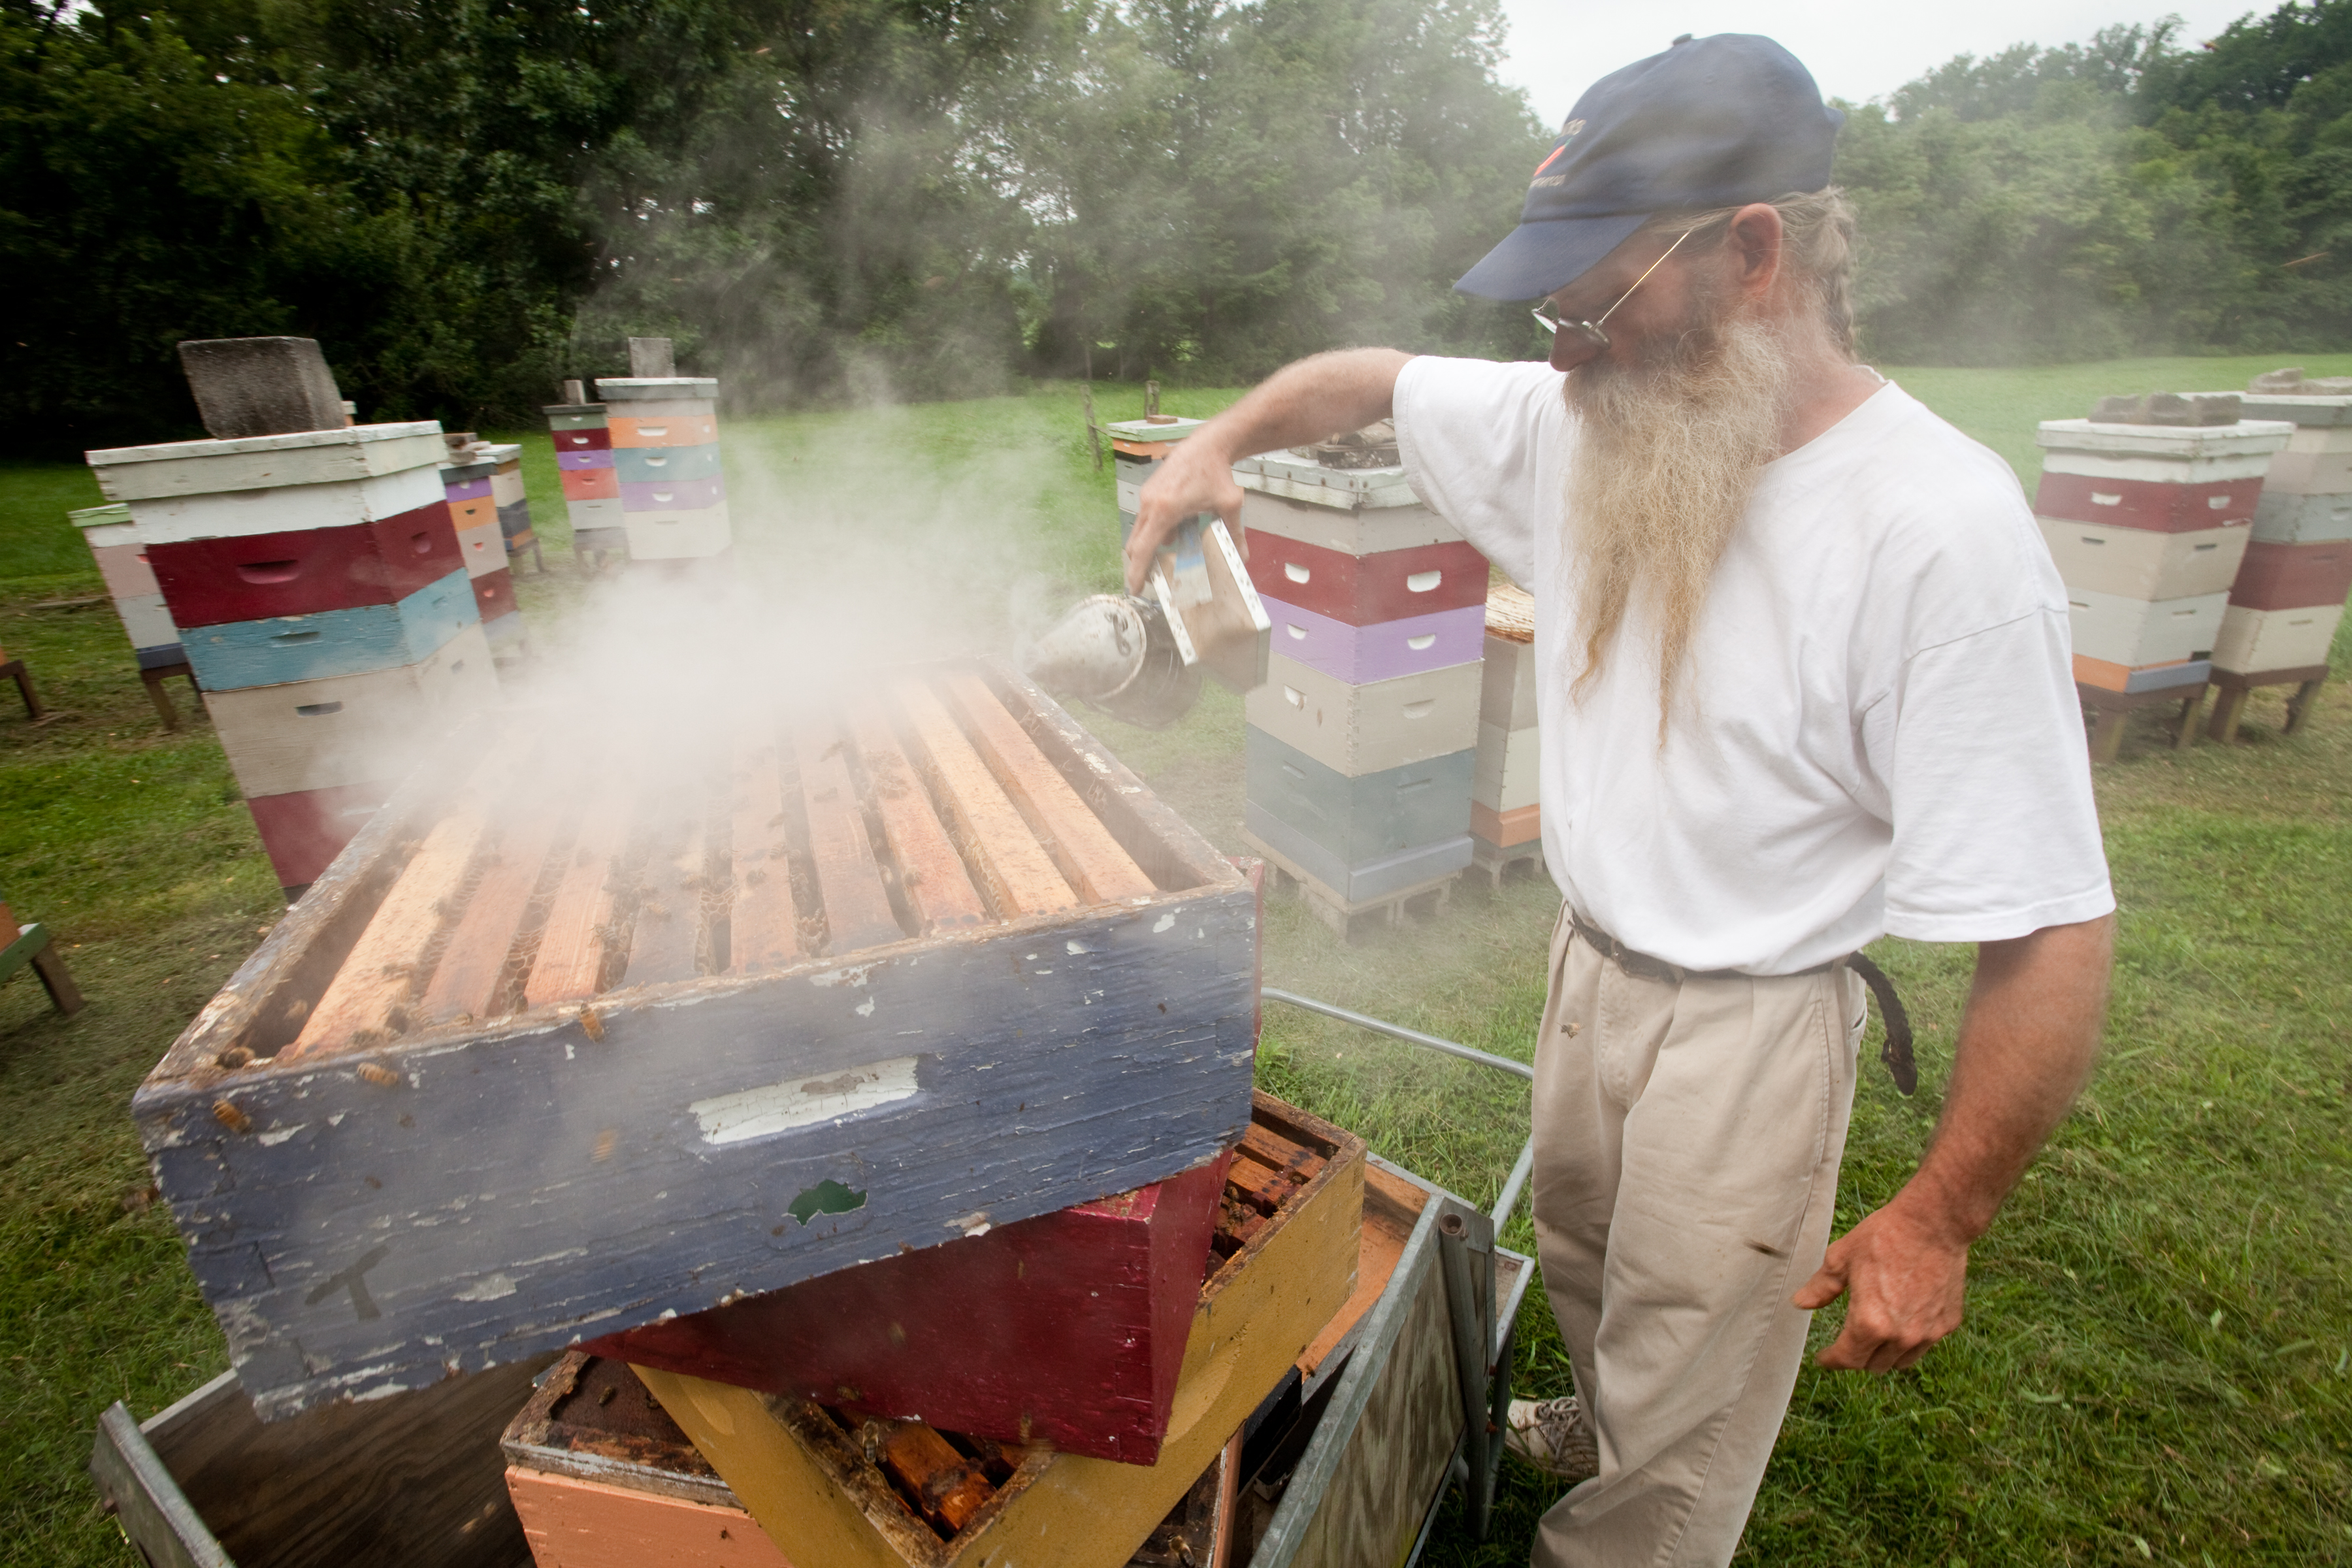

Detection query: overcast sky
xmin=1495 ymin=3 xmax=2268 ymax=127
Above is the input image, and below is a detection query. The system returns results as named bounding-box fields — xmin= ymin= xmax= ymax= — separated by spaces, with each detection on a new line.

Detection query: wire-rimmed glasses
xmin=1531 ymin=226 xmax=1697 ymax=370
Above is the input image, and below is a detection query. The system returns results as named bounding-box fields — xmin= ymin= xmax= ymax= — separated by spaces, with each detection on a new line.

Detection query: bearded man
xmin=1122 ymin=33 xmax=2117 ymax=1568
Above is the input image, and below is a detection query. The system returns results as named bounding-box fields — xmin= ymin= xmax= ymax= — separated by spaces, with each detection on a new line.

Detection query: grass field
xmin=5 ymin=355 xmax=2350 ymax=1566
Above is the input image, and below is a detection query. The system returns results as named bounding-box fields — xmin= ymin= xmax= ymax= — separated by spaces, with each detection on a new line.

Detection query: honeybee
xmin=357 ymin=1062 xmax=400 ymax=1088
xmin=579 ymin=1005 xmax=605 ymax=1043
xmin=212 ymin=1099 xmax=252 ymax=1134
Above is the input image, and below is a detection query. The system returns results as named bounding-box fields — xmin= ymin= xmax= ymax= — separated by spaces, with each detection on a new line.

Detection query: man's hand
xmin=1120 ymin=348 xmax=1412 ymax=594
xmin=1794 ymin=913 xmax=2114 ymax=1371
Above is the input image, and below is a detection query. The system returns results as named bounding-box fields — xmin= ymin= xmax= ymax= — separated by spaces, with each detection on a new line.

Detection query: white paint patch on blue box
xmin=179 ymin=570 xmax=479 ymax=691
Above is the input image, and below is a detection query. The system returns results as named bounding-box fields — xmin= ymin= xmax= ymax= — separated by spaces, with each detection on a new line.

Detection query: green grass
xmin=4 ymin=362 xmax=2349 ymax=1566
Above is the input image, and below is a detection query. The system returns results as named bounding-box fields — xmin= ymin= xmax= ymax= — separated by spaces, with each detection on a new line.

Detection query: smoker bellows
xmin=136 ymin=661 xmax=1259 ymax=1418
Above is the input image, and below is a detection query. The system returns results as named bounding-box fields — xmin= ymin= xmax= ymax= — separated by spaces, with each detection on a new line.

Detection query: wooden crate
xmin=1241 ymin=534 xmax=1487 ymax=627
xmin=139 ymin=662 xmax=1258 ymax=1420
xmin=553 ymin=427 xmax=612 ymax=452
xmin=1262 ymin=598 xmax=1485 ymax=685
xmin=503 ymin=1356 xmax=1245 ymax=1568
xmin=473 ymin=568 xmax=517 ymax=625
xmin=179 ymin=570 xmax=478 ymax=691
xmin=88 ymin=1356 xmax=551 ymax=1568
xmin=632 ymin=1092 xmax=1364 ymax=1568
xmin=581 ymin=1151 xmax=1233 ymax=1463
xmin=1245 ymin=653 xmax=1482 ymax=777
xmin=1245 ymin=730 xmax=1474 ymax=869
xmin=2251 ymin=489 xmax=2352 ymax=545
xmin=2064 ymin=587 xmax=2228 ymax=669
xmin=2032 ymin=472 xmax=2262 ymax=531
xmin=1470 ymin=800 xmax=1539 ymax=849
xmin=2213 ymin=603 xmax=2345 ymax=674
xmin=2036 ymin=517 xmax=2251 ymax=602
xmin=2230 ymin=539 xmax=2352 ymax=612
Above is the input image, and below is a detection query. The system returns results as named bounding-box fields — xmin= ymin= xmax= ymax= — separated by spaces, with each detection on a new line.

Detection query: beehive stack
xmin=480 ymin=440 xmax=544 ymax=575
xmin=546 ymin=395 xmax=628 ymax=560
xmin=2208 ymin=374 xmax=2352 ymax=681
xmin=596 ymin=343 xmax=728 ymax=566
xmin=440 ymin=449 xmax=525 ymax=653
xmin=69 ymin=501 xmax=182 ymax=672
xmin=1473 ymin=583 xmax=1541 ymax=883
xmin=1106 ymin=415 xmax=1203 ymax=542
xmin=88 ymin=371 xmax=500 ymax=893
xmin=2034 ymin=399 xmax=2293 ymax=706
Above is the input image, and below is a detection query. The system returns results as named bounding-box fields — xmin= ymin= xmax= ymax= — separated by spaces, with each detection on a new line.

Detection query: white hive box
xmin=2034 ymin=418 xmax=2293 ymax=485
xmin=2038 ymin=518 xmax=2251 ymax=602
xmin=2065 ymin=587 xmax=2229 ymax=669
xmin=2212 ymin=603 xmax=2345 ymax=674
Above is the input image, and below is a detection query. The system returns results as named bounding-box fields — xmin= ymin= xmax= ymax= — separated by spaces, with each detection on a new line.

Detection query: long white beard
xmin=1561 ymin=304 xmax=1797 ymax=738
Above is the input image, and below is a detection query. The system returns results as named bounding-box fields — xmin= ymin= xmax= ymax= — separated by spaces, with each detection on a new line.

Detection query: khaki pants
xmin=1531 ymin=910 xmax=1864 ymax=1567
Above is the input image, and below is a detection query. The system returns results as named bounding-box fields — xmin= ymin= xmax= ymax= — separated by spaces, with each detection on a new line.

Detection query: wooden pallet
xmin=139 ymin=661 xmax=1258 ymax=1420
xmin=1247 ymin=825 xmax=1468 ymax=941
xmin=631 ymin=1091 xmax=1364 ymax=1568
xmin=1468 ymin=833 xmax=1545 ymax=891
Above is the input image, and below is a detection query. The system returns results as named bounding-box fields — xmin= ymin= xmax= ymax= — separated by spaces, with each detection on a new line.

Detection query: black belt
xmin=1568 ymin=915 xmax=1918 ymax=1095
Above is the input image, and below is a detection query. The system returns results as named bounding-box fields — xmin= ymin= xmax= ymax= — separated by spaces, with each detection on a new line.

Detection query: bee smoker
xmin=1024 ymin=593 xmax=1202 ymax=728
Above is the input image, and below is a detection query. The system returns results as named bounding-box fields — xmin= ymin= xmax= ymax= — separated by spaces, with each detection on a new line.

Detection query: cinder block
xmin=2065 ymin=587 xmax=2228 ymax=669
xmin=593 ymin=378 xmax=719 ymax=403
xmin=1243 ymin=532 xmax=1487 ymax=627
xmin=1473 ymin=721 xmax=1540 ymax=813
xmin=2206 ymin=391 xmax=2352 ymax=429
xmin=2212 ymin=602 xmax=2345 ymax=674
xmin=176 ymin=337 xmax=348 ymax=439
xmin=2033 ymin=472 xmax=2262 ymax=531
xmin=123 ymin=465 xmax=447 ymax=546
xmin=2251 ymin=489 xmax=2352 ymax=545
xmin=201 ymin=622 xmax=499 ymax=796
xmin=2037 ymin=518 xmax=2251 ymax=601
xmin=148 ymin=506 xmax=465 ymax=627
xmin=1244 ymin=653 xmax=1482 ymax=776
xmin=1260 ymin=596 xmax=1484 ymax=684
xmin=613 ymin=444 xmax=723 ymax=485
xmin=180 ymin=570 xmax=480 ymax=691
xmin=1245 ymin=728 xmax=1473 ymax=868
xmin=2229 ymin=539 xmax=2352 ymax=612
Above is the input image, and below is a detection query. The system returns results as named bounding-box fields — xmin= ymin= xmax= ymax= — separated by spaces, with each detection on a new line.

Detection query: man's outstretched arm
xmin=1121 ymin=348 xmax=1413 ymax=593
xmin=1794 ymin=912 xmax=2114 ymax=1371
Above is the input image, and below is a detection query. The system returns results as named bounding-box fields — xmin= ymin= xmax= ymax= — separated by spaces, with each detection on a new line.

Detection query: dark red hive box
xmin=1241 ymin=533 xmax=1486 ymax=627
xmin=2229 ymin=538 xmax=2352 ymax=612
xmin=147 ymin=504 xmax=463 ymax=629
xmin=585 ymin=1150 xmax=1234 ymax=1464
xmin=2033 ymin=472 xmax=2264 ymax=532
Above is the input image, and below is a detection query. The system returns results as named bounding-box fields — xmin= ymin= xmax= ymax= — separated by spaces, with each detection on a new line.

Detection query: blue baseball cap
xmin=1455 ymin=34 xmax=1842 ymax=302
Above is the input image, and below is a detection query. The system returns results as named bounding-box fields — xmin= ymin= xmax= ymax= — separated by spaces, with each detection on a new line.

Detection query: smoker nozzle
xmin=1023 ymin=594 xmax=1202 ymax=730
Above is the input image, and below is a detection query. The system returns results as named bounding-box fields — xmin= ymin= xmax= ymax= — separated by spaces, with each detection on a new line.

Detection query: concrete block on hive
xmin=88 ymin=423 xmax=448 ymax=508
xmin=2037 ymin=517 xmax=2251 ymax=602
xmin=1245 ymin=730 xmax=1474 ymax=870
xmin=2229 ymin=539 xmax=2352 ymax=612
xmin=2032 ymin=472 xmax=2263 ymax=531
xmin=2251 ymin=489 xmax=2352 ymax=545
xmin=148 ymin=509 xmax=466 ymax=627
xmin=2198 ymin=387 xmax=2352 ymax=429
xmin=1242 ymin=532 xmax=1488 ymax=627
xmin=138 ymin=664 xmax=1258 ymax=1420
xmin=178 ymin=569 xmax=479 ymax=691
xmin=1260 ymin=597 xmax=1484 ymax=684
xmin=201 ymin=621 xmax=498 ymax=797
xmin=596 ymin=377 xmax=720 ymax=404
xmin=2212 ymin=602 xmax=2345 ymax=674
xmin=2064 ymin=587 xmax=2227 ymax=670
xmin=1245 ymin=653 xmax=1482 ymax=777
xmin=632 ymin=1091 xmax=1364 ymax=1568
xmin=586 ymin=1152 xmax=1232 ymax=1464
xmin=176 ymin=336 xmax=348 ymax=439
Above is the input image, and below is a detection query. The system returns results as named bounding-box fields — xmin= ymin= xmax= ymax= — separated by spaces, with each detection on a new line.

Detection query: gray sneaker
xmin=1505 ymin=1395 xmax=1599 ymax=1481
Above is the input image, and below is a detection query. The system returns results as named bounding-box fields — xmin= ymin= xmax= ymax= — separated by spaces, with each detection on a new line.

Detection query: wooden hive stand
xmin=1 ymin=642 xmax=44 ymax=722
xmin=139 ymin=657 xmax=201 ymax=732
xmin=2204 ymin=664 xmax=2328 ymax=743
xmin=2079 ymin=678 xmax=2206 ymax=762
xmin=1 ymin=894 xmax=82 ymax=1017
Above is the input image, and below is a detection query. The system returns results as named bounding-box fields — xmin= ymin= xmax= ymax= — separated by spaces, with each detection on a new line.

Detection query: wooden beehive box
xmin=137 ymin=661 xmax=1260 ymax=1421
xmin=633 ymin=1092 xmax=1365 ymax=1568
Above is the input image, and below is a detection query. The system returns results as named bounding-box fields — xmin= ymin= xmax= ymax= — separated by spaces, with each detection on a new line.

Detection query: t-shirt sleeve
xmin=1392 ymin=356 xmax=1561 ymax=587
xmin=1869 ymin=607 xmax=2115 ymax=942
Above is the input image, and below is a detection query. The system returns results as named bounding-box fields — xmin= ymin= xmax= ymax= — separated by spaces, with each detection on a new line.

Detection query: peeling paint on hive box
xmin=137 ymin=662 xmax=1260 ymax=1420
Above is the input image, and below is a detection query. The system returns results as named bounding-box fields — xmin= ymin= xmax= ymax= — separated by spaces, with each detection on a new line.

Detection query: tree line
xmin=4 ymin=0 xmax=2351 ymax=451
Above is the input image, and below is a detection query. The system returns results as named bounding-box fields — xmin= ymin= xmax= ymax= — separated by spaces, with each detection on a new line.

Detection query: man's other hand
xmin=1793 ymin=1200 xmax=1968 ymax=1371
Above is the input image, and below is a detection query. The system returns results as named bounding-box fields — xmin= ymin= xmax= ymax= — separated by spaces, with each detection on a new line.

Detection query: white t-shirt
xmin=1393 ymin=356 xmax=2114 ymax=974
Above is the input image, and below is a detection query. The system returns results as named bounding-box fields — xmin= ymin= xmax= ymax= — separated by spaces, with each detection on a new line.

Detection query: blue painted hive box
xmin=135 ymin=661 xmax=1260 ymax=1420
